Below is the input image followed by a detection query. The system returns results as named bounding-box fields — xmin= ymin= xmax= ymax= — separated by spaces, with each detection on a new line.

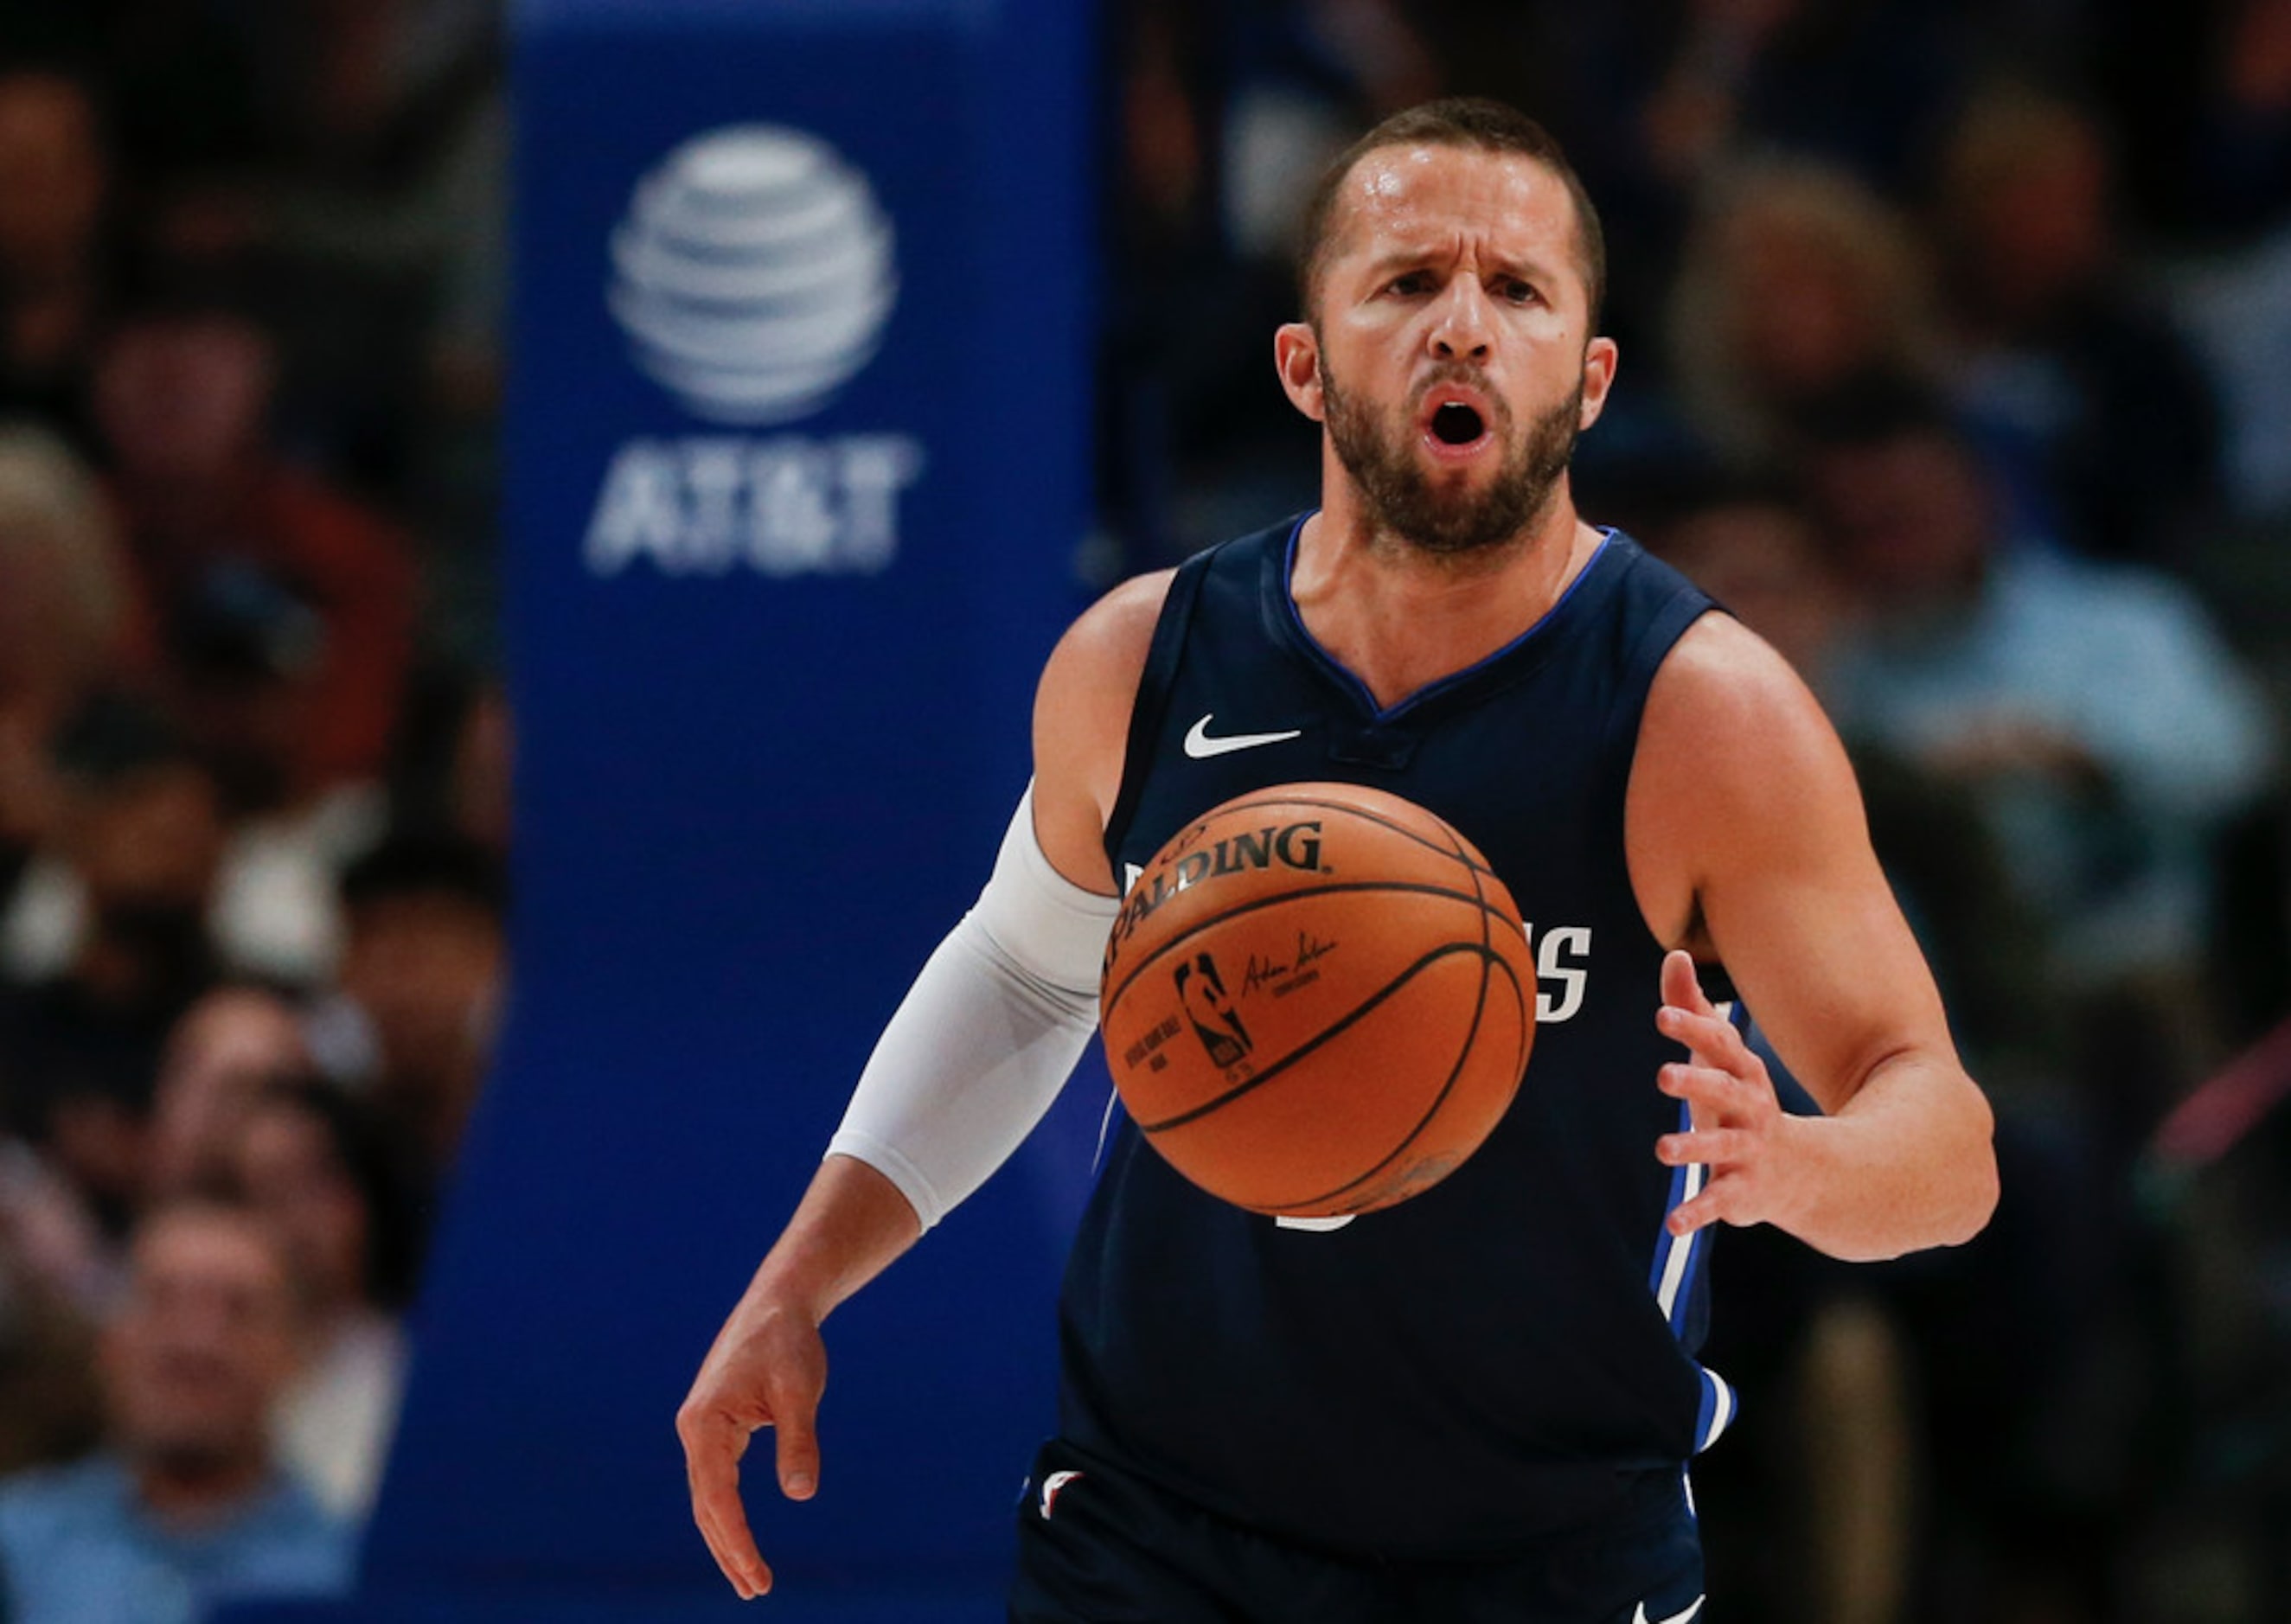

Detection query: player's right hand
xmin=676 ymin=1294 xmax=828 ymax=1599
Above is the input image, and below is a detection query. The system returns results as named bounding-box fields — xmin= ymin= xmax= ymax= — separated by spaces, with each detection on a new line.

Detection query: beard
xmin=1321 ymin=359 xmax=1583 ymax=558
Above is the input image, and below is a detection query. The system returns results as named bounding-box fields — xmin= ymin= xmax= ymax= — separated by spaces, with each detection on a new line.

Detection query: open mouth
xmin=1430 ymin=401 xmax=1485 ymax=445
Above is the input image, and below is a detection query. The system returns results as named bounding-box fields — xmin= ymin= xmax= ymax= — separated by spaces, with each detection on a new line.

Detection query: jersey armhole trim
xmin=1599 ymin=580 xmax=1724 ymax=951
xmin=1102 ymin=547 xmax=1218 ymax=873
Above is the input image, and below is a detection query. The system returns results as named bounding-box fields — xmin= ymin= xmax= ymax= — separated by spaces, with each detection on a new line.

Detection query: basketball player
xmin=680 ymin=99 xmax=1998 ymax=1622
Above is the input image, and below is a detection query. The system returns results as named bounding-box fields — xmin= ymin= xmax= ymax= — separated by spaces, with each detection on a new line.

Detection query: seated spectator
xmin=170 ymin=563 xmax=388 ymax=984
xmin=90 ymin=283 xmax=416 ymax=795
xmin=7 ymin=566 xmax=389 ymax=989
xmin=145 ymin=985 xmax=312 ymax=1203
xmin=308 ymin=836 xmax=505 ymax=1180
xmin=0 ymin=424 xmax=133 ymax=741
xmin=0 ymin=1195 xmax=353 ymax=1624
xmin=230 ymin=1079 xmax=426 ymax=1519
xmin=1666 ymin=157 xmax=1942 ymax=468
xmin=1930 ymin=85 xmax=2222 ymax=568
xmin=0 ymin=65 xmax=112 ymax=453
xmin=207 ymin=0 xmax=506 ymax=500
xmin=0 ymin=696 xmax=223 ymax=1236
xmin=0 ymin=425 xmax=136 ymax=934
xmin=1803 ymin=380 xmax=2277 ymax=1005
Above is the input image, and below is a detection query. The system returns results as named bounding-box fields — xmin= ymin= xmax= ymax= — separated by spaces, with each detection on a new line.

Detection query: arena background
xmin=0 ymin=2 xmax=2288 ymax=1622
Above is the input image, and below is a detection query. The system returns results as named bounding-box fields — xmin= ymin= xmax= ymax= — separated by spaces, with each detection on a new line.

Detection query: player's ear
xmin=1577 ymin=336 xmax=1618 ymax=432
xmin=1275 ymin=323 xmax=1325 ymax=423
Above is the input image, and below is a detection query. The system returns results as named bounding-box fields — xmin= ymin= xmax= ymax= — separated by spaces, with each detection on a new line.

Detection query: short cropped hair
xmin=1296 ymin=98 xmax=1606 ymax=332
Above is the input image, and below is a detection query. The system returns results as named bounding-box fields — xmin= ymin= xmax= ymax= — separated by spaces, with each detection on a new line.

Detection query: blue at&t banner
xmin=227 ymin=0 xmax=1098 ymax=1619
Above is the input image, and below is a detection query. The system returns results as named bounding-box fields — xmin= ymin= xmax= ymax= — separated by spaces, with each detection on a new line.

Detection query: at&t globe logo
xmin=588 ymin=125 xmax=925 ymax=579
xmin=608 ymin=125 xmax=895 ymax=424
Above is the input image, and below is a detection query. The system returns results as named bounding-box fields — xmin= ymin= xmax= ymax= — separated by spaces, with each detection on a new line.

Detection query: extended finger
xmin=765 ymin=1368 xmax=822 ymax=1502
xmin=1666 ymin=1173 xmax=1741 ymax=1237
xmin=1656 ymin=1005 xmax=1755 ymax=1070
xmin=1659 ymin=949 xmax=1716 ymax=1020
xmin=1657 ymin=1062 xmax=1759 ymax=1119
xmin=682 ymin=1412 xmax=772 ymax=1599
xmin=1656 ymin=1127 xmax=1755 ymax=1167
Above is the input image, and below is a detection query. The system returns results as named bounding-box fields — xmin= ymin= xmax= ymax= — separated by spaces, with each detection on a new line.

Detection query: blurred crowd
xmin=3 ymin=0 xmax=2289 ymax=1621
xmin=0 ymin=0 xmax=505 ymax=1619
xmin=1101 ymin=0 xmax=2291 ymax=1620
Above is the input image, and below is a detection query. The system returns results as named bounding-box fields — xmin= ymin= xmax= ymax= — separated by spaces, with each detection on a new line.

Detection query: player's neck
xmin=1294 ymin=483 xmax=1600 ymax=711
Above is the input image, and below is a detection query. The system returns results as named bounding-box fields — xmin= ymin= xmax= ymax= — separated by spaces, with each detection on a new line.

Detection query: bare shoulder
xmin=1040 ymin=568 xmax=1177 ymax=708
xmin=1627 ymin=612 xmax=1867 ymax=947
xmin=1641 ymin=611 xmax=1840 ymax=767
xmin=1031 ymin=569 xmax=1176 ymax=891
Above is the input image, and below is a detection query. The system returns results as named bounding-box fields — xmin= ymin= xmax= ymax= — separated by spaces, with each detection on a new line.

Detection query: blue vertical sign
xmin=227 ymin=2 xmax=1098 ymax=1620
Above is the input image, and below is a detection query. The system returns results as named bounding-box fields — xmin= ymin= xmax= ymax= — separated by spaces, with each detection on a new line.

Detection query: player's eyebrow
xmin=1360 ymin=242 xmax=1562 ymax=285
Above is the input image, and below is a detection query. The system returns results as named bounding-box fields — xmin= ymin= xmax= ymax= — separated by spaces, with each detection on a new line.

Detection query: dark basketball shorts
xmin=1008 ymin=1437 xmax=1705 ymax=1624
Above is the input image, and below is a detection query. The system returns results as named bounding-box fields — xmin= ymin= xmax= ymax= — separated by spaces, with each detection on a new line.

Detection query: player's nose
xmin=1427 ymin=279 xmax=1494 ymax=362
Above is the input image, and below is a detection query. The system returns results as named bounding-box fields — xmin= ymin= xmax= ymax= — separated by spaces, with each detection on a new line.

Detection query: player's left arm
xmin=1627 ymin=615 xmax=2000 ymax=1262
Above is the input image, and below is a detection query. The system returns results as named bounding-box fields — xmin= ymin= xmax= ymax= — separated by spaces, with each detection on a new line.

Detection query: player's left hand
xmin=1652 ymin=949 xmax=1805 ymax=1238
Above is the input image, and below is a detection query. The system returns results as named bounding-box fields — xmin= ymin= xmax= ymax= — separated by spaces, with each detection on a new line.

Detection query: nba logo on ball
xmin=586 ymin=125 xmax=927 ymax=579
xmin=1101 ymin=784 xmax=1538 ymax=1219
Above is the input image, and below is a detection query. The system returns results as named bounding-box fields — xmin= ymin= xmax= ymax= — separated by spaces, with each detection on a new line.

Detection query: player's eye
xmin=1498 ymin=278 xmax=1539 ymax=304
xmin=1385 ymin=271 xmax=1433 ymax=297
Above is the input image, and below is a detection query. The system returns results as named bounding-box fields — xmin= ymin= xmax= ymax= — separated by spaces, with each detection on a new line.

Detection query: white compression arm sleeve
xmin=825 ymin=785 xmax=1117 ymax=1231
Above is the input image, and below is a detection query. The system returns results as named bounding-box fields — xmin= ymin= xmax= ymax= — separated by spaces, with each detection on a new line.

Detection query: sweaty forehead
xmin=1328 ymin=145 xmax=1574 ymax=268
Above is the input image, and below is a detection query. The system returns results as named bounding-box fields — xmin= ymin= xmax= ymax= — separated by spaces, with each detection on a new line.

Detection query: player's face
xmin=1279 ymin=146 xmax=1616 ymax=557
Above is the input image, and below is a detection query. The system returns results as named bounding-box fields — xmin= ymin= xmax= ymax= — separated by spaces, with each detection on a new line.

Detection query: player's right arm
xmin=676 ymin=569 xmax=1171 ymax=1599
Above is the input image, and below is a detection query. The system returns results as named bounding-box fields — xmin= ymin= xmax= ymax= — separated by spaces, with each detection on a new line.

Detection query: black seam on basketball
xmin=1441 ymin=813 xmax=1501 ymax=963
xmin=1102 ymin=879 xmax=1525 ymax=1013
xmin=1133 ymin=941 xmax=1507 ymax=1134
xmin=1257 ymin=954 xmax=1530 ymax=1213
xmin=1178 ymin=794 xmax=1496 ymax=879
xmin=1260 ymin=956 xmax=1526 ymax=1214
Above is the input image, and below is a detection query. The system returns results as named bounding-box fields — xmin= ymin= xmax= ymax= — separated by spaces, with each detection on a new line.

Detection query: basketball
xmin=1099 ymin=783 xmax=1535 ymax=1218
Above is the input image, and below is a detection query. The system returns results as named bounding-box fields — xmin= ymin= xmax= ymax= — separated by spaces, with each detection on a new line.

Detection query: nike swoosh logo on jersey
xmin=1183 ymin=714 xmax=1302 ymax=758
xmin=1633 ymin=1596 xmax=1704 ymax=1624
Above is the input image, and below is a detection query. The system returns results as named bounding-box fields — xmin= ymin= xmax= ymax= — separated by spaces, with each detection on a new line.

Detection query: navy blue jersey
xmin=1058 ymin=515 xmax=1732 ymax=1561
